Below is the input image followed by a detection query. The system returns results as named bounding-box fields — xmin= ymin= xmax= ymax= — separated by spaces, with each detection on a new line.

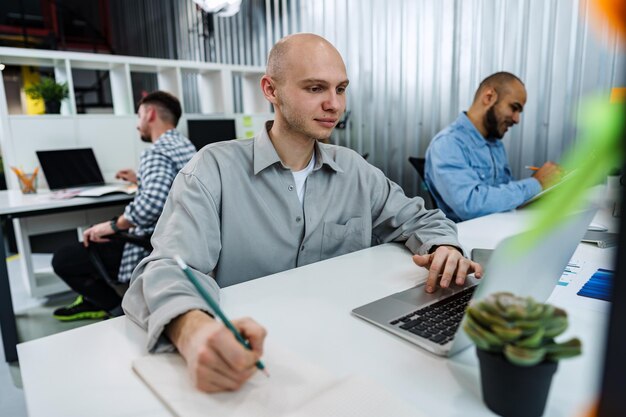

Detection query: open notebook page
xmin=132 ymin=339 xmax=425 ymax=417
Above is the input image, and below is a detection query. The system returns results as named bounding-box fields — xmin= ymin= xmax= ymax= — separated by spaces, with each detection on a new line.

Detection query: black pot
xmin=476 ymin=348 xmax=558 ymax=417
xmin=44 ymin=100 xmax=61 ymax=114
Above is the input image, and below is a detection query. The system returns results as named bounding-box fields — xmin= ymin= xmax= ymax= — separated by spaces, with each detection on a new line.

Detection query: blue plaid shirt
xmin=118 ymin=129 xmax=196 ymax=282
xmin=425 ymin=112 xmax=541 ymax=222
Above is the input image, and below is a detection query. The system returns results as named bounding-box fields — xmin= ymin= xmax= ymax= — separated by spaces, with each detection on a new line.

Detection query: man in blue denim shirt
xmin=425 ymin=72 xmax=560 ymax=222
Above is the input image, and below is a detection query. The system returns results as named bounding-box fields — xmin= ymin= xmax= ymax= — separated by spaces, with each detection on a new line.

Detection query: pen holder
xmin=14 ymin=170 xmax=38 ymax=194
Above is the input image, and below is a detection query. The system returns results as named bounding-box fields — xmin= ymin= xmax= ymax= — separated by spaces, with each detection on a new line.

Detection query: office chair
xmin=408 ymin=156 xmax=438 ymax=209
xmin=87 ymin=232 xmax=152 ymax=299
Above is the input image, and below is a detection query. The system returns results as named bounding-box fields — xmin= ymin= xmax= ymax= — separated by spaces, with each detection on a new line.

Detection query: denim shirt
xmin=424 ymin=112 xmax=541 ymax=222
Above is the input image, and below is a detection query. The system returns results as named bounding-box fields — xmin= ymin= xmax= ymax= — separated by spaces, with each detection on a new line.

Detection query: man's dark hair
xmin=473 ymin=72 xmax=524 ymax=102
xmin=138 ymin=91 xmax=182 ymax=127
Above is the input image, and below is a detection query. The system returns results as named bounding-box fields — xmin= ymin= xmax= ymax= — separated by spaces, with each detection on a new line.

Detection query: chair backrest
xmin=408 ymin=156 xmax=438 ymax=209
xmin=408 ymin=157 xmax=426 ymax=179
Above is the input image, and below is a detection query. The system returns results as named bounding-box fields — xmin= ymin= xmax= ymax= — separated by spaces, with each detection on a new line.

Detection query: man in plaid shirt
xmin=51 ymin=91 xmax=196 ymax=321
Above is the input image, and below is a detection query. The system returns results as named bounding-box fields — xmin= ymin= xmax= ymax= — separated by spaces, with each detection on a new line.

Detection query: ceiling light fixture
xmin=192 ymin=0 xmax=242 ymax=17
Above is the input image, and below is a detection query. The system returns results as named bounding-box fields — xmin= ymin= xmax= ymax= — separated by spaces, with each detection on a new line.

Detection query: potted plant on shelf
xmin=24 ymin=77 xmax=69 ymax=114
xmin=463 ymin=292 xmax=582 ymax=417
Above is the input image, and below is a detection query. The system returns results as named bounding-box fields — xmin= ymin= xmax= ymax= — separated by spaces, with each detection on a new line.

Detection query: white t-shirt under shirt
xmin=291 ymin=154 xmax=316 ymax=205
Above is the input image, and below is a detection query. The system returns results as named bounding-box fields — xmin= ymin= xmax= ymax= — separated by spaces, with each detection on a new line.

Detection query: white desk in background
xmin=17 ymin=209 xmax=614 ymax=417
xmin=0 ymin=190 xmax=133 ymax=362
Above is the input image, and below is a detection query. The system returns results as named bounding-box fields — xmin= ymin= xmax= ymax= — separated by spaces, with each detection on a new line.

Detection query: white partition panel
xmin=8 ymin=116 xmax=77 ymax=189
xmin=75 ymin=116 xmax=138 ymax=181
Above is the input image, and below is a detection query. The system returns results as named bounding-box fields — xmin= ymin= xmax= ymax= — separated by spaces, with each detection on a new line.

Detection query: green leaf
xmin=544 ymin=316 xmax=568 ymax=338
xmin=504 ymin=345 xmax=546 ymax=367
xmin=467 ymin=306 xmax=509 ymax=328
xmin=463 ymin=322 xmax=492 ymax=351
xmin=515 ymin=327 xmax=545 ymax=348
xmin=465 ymin=315 xmax=503 ymax=348
xmin=545 ymin=338 xmax=582 ymax=360
xmin=491 ymin=324 xmax=523 ymax=342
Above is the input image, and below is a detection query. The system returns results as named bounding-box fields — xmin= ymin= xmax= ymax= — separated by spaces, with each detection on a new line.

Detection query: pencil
xmin=174 ymin=255 xmax=269 ymax=377
xmin=525 ymin=165 xmax=540 ymax=171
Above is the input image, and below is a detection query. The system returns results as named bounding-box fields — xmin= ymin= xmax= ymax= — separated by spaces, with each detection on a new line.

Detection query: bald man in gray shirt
xmin=123 ymin=33 xmax=482 ymax=393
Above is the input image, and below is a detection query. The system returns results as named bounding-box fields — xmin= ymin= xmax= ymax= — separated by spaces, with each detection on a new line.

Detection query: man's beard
xmin=140 ymin=135 xmax=152 ymax=143
xmin=484 ymin=105 xmax=503 ymax=140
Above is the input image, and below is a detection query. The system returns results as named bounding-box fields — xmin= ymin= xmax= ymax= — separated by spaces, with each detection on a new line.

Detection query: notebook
xmin=132 ymin=340 xmax=423 ymax=417
xmin=352 ymin=206 xmax=597 ymax=357
xmin=37 ymin=148 xmax=136 ymax=198
xmin=518 ymin=169 xmax=577 ymax=208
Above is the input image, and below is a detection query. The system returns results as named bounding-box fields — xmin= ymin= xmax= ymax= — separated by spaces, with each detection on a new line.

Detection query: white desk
xmin=0 ymin=190 xmax=133 ymax=362
xmin=17 ymin=210 xmax=614 ymax=417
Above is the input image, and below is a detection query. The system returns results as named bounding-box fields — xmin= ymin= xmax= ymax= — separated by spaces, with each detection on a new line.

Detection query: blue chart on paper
xmin=577 ymin=268 xmax=614 ymax=302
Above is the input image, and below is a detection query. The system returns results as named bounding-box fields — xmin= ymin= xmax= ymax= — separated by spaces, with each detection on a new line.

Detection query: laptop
xmin=352 ymin=206 xmax=597 ymax=357
xmin=37 ymin=148 xmax=135 ymax=198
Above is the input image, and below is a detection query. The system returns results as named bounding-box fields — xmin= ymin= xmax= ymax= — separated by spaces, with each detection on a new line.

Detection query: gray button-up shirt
xmin=123 ymin=121 xmax=461 ymax=351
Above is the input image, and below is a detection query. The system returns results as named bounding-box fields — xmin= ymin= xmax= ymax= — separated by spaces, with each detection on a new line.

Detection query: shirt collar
xmin=253 ymin=121 xmax=343 ymax=175
xmin=154 ymin=128 xmax=179 ymax=146
xmin=456 ymin=112 xmax=499 ymax=148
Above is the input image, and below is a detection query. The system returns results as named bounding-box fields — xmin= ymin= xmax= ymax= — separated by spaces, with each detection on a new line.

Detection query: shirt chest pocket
xmin=470 ymin=163 xmax=493 ymax=182
xmin=321 ymin=217 xmax=366 ymax=259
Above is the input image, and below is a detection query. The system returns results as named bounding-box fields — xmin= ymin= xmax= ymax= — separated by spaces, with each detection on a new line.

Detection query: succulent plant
xmin=463 ymin=292 xmax=582 ymax=367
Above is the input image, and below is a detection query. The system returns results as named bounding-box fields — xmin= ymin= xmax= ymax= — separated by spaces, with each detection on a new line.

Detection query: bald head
xmin=266 ymin=33 xmax=345 ymax=83
xmin=473 ymin=72 xmax=525 ymax=103
xmin=260 ymin=33 xmax=348 ymax=144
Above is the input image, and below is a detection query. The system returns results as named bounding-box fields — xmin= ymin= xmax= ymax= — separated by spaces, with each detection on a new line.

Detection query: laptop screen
xmin=36 ymin=148 xmax=106 ymax=190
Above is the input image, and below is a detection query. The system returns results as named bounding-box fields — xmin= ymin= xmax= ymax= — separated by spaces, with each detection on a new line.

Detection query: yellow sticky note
xmin=245 ymin=131 xmax=255 ymax=138
xmin=243 ymin=116 xmax=253 ymax=127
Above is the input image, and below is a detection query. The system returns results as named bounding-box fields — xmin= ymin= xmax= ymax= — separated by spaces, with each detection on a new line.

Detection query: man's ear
xmin=261 ymin=75 xmax=279 ymax=105
xmin=146 ymin=105 xmax=157 ymax=122
xmin=482 ymin=87 xmax=498 ymax=107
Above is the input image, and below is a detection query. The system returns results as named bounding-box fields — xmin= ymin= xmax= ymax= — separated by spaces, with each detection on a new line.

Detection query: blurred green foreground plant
xmin=518 ymin=99 xmax=625 ymax=251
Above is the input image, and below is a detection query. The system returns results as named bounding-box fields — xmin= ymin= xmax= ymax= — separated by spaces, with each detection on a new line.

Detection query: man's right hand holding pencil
xmin=165 ymin=310 xmax=267 ymax=392
xmin=528 ymin=161 xmax=563 ymax=189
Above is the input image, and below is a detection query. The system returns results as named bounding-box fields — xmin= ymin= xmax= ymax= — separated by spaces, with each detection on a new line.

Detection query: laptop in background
xmin=352 ymin=206 xmax=597 ymax=357
xmin=37 ymin=148 xmax=136 ymax=198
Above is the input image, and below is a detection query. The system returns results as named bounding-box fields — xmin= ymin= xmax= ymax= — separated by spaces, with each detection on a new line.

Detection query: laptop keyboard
xmin=389 ymin=285 xmax=477 ymax=345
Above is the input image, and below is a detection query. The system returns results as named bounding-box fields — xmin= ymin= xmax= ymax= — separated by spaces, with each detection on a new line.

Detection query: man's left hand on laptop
xmin=115 ymin=168 xmax=138 ymax=184
xmin=412 ymin=246 xmax=483 ymax=293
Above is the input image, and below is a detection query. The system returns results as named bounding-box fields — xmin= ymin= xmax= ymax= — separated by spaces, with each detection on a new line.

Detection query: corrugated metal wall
xmin=110 ymin=0 xmax=625 ymax=195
